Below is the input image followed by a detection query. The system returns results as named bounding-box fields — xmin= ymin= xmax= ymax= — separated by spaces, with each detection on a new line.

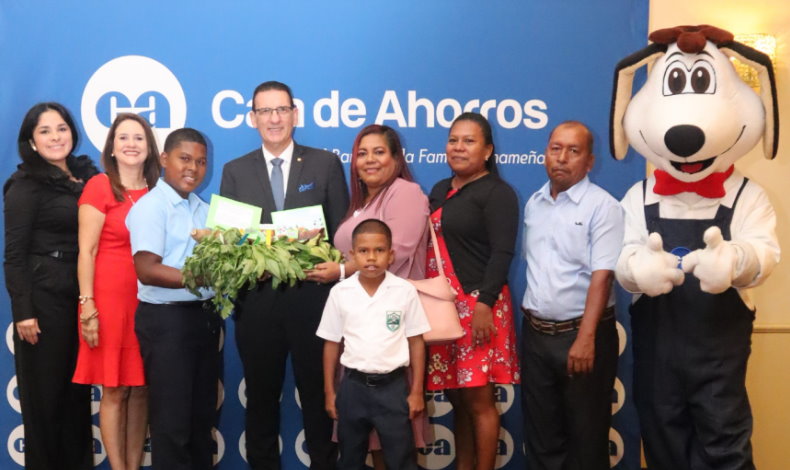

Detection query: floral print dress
xmin=425 ymin=192 xmax=520 ymax=390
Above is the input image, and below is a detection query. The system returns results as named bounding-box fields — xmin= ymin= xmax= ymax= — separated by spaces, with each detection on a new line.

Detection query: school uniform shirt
xmin=317 ymin=271 xmax=431 ymax=374
xmin=617 ymin=170 xmax=779 ymax=309
xmin=126 ymin=178 xmax=213 ymax=303
xmin=522 ymin=176 xmax=624 ymax=322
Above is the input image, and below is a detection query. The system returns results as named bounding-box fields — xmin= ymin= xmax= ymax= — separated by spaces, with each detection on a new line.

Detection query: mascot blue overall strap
xmin=610 ymin=25 xmax=780 ymax=470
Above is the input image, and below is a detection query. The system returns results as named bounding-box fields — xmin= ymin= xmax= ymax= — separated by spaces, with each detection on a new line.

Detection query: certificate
xmin=205 ymin=194 xmax=263 ymax=230
xmin=271 ymin=205 xmax=328 ymax=240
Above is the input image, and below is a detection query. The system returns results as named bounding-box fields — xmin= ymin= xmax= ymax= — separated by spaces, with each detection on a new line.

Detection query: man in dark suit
xmin=220 ymin=81 xmax=348 ymax=470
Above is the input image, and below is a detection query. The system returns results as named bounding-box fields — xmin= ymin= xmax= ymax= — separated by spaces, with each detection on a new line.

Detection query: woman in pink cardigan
xmin=306 ymin=123 xmax=430 ymax=468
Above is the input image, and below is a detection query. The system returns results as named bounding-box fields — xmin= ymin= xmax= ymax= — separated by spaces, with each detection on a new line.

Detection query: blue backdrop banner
xmin=0 ymin=2 xmax=647 ymax=469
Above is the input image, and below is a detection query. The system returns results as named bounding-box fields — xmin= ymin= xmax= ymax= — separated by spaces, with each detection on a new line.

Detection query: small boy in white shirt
xmin=317 ymin=218 xmax=430 ymax=470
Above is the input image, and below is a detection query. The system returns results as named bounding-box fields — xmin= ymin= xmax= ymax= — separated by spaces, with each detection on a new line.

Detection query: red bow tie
xmin=653 ymin=165 xmax=734 ymax=198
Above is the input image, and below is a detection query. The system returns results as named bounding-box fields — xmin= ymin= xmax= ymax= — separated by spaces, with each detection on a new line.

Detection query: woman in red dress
xmin=425 ymin=113 xmax=520 ymax=470
xmin=72 ymin=113 xmax=161 ymax=470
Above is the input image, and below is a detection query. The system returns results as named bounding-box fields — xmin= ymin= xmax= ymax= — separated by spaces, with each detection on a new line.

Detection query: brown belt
xmin=521 ymin=306 xmax=614 ymax=335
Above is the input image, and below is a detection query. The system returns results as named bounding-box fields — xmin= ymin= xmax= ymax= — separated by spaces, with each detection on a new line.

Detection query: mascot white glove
xmin=681 ymin=226 xmax=738 ymax=294
xmin=627 ymin=232 xmax=685 ymax=297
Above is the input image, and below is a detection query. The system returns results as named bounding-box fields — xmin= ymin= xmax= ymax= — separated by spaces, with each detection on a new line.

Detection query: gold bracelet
xmin=78 ymin=295 xmax=94 ymax=305
xmin=79 ymin=310 xmax=98 ymax=324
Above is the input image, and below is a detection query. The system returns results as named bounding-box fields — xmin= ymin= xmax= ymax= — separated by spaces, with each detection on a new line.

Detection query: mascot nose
xmin=664 ymin=125 xmax=705 ymax=158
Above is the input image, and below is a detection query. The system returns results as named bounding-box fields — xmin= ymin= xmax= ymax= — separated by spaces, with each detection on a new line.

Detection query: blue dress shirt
xmin=522 ymin=177 xmax=624 ymax=321
xmin=126 ymin=179 xmax=213 ymax=303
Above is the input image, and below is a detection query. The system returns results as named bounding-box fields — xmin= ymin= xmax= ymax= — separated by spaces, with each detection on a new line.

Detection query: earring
xmin=29 ymin=141 xmax=37 ymax=152
xmin=111 ymin=154 xmax=116 ymax=159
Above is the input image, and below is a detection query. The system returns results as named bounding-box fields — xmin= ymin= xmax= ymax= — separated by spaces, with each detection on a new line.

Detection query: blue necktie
xmin=271 ymin=158 xmax=285 ymax=211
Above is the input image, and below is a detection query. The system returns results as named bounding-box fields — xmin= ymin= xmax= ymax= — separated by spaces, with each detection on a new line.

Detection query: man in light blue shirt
xmin=520 ymin=121 xmax=624 ymax=470
xmin=126 ymin=128 xmax=220 ymax=470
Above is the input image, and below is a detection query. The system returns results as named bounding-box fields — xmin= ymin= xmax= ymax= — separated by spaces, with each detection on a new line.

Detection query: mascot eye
xmin=662 ymin=63 xmax=687 ymax=96
xmin=690 ymin=62 xmax=716 ymax=94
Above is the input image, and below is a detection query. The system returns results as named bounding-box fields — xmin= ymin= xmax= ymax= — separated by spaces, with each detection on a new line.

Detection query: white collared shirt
xmin=522 ymin=177 xmax=624 ymax=321
xmin=261 ymin=140 xmax=295 ymax=188
xmin=317 ymin=271 xmax=431 ymax=374
xmin=618 ymin=169 xmax=779 ymax=308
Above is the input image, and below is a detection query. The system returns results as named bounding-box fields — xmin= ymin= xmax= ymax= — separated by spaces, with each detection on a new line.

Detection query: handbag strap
xmin=427 ymin=219 xmax=446 ymax=277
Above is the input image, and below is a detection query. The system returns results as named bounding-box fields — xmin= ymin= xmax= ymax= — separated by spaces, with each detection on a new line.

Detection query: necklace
xmin=125 ymin=186 xmax=147 ymax=206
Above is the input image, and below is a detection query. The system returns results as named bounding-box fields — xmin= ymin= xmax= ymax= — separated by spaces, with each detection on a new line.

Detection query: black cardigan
xmin=429 ymin=173 xmax=519 ymax=307
xmin=3 ymin=155 xmax=98 ymax=322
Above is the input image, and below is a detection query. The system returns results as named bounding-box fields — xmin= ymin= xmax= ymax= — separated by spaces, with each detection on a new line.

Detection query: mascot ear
xmin=720 ymin=42 xmax=779 ymax=160
xmin=610 ymin=43 xmax=667 ymax=160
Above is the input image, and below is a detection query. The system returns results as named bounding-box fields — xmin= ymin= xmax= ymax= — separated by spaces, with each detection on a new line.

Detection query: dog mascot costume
xmin=610 ymin=25 xmax=780 ymax=470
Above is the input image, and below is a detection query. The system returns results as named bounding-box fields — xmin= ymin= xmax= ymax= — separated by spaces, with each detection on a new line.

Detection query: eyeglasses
xmin=253 ymin=105 xmax=295 ymax=117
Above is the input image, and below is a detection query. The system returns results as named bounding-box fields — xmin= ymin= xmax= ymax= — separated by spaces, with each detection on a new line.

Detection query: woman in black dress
xmin=4 ymin=102 xmax=99 ymax=469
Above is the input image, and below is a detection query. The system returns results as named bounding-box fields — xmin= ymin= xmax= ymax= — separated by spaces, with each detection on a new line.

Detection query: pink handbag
xmin=408 ymin=221 xmax=464 ymax=345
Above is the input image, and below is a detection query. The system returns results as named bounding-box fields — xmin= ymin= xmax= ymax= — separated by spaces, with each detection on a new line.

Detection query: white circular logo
xmin=616 ymin=321 xmax=627 ymax=356
xmin=239 ymin=431 xmax=246 ymax=463
xmin=217 ymin=379 xmax=225 ymax=410
xmin=494 ymin=427 xmax=515 ymax=469
xmin=294 ymin=387 xmax=301 ymax=410
xmin=90 ymin=385 xmax=102 ymax=416
xmin=92 ymin=424 xmax=107 ymax=465
xmin=6 ymin=376 xmax=20 ymax=413
xmin=417 ymin=424 xmax=455 ymax=470
xmin=494 ymin=384 xmax=515 ymax=415
xmin=142 ymin=430 xmax=152 ymax=467
xmin=81 ymin=55 xmax=186 ymax=151
xmin=609 ymin=427 xmax=624 ymax=467
xmin=212 ymin=427 xmax=225 ymax=464
xmin=7 ymin=424 xmax=25 ymax=466
xmin=5 ymin=322 xmax=13 ymax=355
xmin=218 ymin=327 xmax=225 ymax=352
xmin=425 ymin=390 xmax=452 ymax=418
xmin=295 ymin=429 xmax=311 ymax=467
xmin=238 ymin=379 xmax=246 ymax=408
xmin=612 ymin=377 xmax=625 ymax=415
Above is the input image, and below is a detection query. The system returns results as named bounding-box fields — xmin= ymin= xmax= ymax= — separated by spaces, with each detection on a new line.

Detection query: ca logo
xmin=5 ymin=322 xmax=13 ymax=354
xmin=6 ymin=376 xmax=20 ymax=414
xmin=494 ymin=384 xmax=515 ymax=415
xmin=425 ymin=389 xmax=453 ymax=418
xmin=494 ymin=427 xmax=515 ymax=469
xmin=212 ymin=427 xmax=225 ymax=465
xmin=417 ymin=424 xmax=454 ymax=470
xmin=92 ymin=424 xmax=107 ymax=465
xmin=91 ymin=385 xmax=102 ymax=416
xmin=609 ymin=427 xmax=624 ymax=467
xmin=295 ymin=429 xmax=311 ymax=467
xmin=7 ymin=425 xmax=25 ymax=466
xmin=81 ymin=55 xmax=186 ymax=151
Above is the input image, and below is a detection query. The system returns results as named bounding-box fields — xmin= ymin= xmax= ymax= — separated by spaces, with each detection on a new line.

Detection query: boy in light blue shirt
xmin=126 ymin=128 xmax=220 ymax=470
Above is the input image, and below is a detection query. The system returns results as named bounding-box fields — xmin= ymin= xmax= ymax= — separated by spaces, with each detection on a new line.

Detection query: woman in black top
xmin=4 ymin=102 xmax=99 ymax=470
xmin=424 ymin=113 xmax=520 ymax=470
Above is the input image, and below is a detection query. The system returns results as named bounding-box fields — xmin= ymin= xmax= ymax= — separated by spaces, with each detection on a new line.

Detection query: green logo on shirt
xmin=386 ymin=311 xmax=402 ymax=332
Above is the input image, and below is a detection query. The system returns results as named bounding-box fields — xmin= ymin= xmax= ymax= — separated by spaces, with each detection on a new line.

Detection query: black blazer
xmin=220 ymin=142 xmax=349 ymax=238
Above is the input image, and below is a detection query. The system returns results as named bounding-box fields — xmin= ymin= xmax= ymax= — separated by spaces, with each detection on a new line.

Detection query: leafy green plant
xmin=182 ymin=228 xmax=342 ymax=318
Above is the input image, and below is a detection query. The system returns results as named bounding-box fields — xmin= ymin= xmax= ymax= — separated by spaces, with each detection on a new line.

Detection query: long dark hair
xmin=449 ymin=112 xmax=498 ymax=175
xmin=345 ymin=124 xmax=413 ymax=219
xmin=100 ymin=113 xmax=161 ymax=202
xmin=17 ymin=102 xmax=79 ymax=172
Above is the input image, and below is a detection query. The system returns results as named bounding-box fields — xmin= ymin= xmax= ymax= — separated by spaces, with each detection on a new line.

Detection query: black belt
xmin=142 ymin=300 xmax=211 ymax=308
xmin=346 ymin=367 xmax=405 ymax=387
xmin=522 ymin=305 xmax=615 ymax=335
xmin=35 ymin=250 xmax=78 ymax=262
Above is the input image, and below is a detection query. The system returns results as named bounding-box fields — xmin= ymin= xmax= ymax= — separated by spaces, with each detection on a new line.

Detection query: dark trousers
xmin=135 ymin=301 xmax=221 ymax=470
xmin=336 ymin=369 xmax=416 ymax=470
xmin=520 ymin=315 xmax=618 ymax=470
xmin=236 ymin=281 xmax=337 ymax=470
xmin=15 ymin=255 xmax=92 ymax=470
